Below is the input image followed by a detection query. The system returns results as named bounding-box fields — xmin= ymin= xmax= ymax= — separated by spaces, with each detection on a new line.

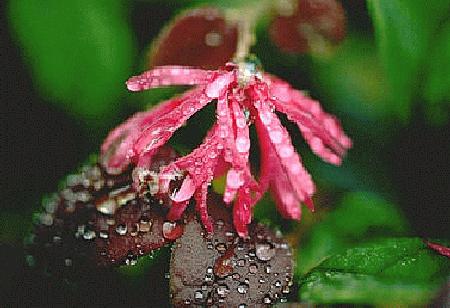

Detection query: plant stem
xmin=226 ymin=1 xmax=272 ymax=63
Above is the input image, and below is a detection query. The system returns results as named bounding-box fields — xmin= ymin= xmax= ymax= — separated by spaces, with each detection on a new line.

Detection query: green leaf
xmin=8 ymin=0 xmax=135 ymax=120
xmin=423 ymin=21 xmax=450 ymax=124
xmin=299 ymin=238 xmax=450 ymax=305
xmin=297 ymin=192 xmax=408 ymax=275
xmin=367 ymin=0 xmax=450 ymax=120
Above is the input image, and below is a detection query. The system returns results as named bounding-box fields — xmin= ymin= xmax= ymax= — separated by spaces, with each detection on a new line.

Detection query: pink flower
xmin=101 ymin=63 xmax=351 ymax=237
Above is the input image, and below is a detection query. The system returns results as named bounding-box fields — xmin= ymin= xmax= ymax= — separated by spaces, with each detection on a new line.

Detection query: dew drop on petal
xmin=269 ymin=129 xmax=283 ymax=144
xmin=236 ymin=136 xmax=250 ymax=153
xmin=279 ymin=145 xmax=293 ymax=158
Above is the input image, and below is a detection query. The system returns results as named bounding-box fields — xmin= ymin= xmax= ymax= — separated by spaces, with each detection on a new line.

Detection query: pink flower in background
xmin=101 ymin=62 xmax=351 ymax=236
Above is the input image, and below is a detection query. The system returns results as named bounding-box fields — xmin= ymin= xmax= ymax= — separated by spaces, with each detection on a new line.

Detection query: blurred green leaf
xmin=312 ymin=37 xmax=390 ymax=121
xmin=367 ymin=0 xmax=450 ymax=120
xmin=423 ymin=21 xmax=450 ymax=124
xmin=299 ymin=238 xmax=450 ymax=305
xmin=8 ymin=0 xmax=135 ymax=120
xmin=297 ymin=192 xmax=408 ymax=275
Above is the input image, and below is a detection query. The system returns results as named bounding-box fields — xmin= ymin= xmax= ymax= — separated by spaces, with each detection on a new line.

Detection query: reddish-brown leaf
xmin=149 ymin=7 xmax=238 ymax=69
xmin=269 ymin=0 xmax=346 ymax=54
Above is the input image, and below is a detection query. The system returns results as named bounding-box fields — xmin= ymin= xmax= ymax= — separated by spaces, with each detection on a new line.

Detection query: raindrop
xmin=162 ymin=221 xmax=184 ymax=240
xmin=249 ymin=264 xmax=258 ymax=274
xmin=99 ymin=231 xmax=109 ymax=239
xmin=237 ymin=283 xmax=248 ymax=294
xmin=64 ymin=258 xmax=73 ymax=267
xmin=215 ymin=243 xmax=227 ymax=254
xmin=216 ymin=284 xmax=229 ymax=297
xmin=194 ymin=290 xmax=204 ymax=301
xmin=274 ymin=280 xmax=282 ymax=287
xmin=164 ymin=272 xmax=171 ymax=279
xmin=265 ymin=265 xmax=272 ymax=274
xmin=83 ymin=230 xmax=96 ymax=240
xmin=116 ymin=224 xmax=127 ymax=236
xmin=269 ymin=129 xmax=283 ymax=144
xmin=207 ymin=266 xmax=213 ymax=274
xmin=205 ymin=31 xmax=223 ymax=47
xmin=236 ymin=136 xmax=250 ymax=153
xmin=255 ymin=243 xmax=275 ymax=261
xmin=263 ymin=295 xmax=272 ymax=304
xmin=130 ymin=223 xmax=139 ymax=237
xmin=237 ymin=259 xmax=246 ymax=267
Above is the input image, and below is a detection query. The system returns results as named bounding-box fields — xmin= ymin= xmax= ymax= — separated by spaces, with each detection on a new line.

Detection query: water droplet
xmin=215 ymin=219 xmax=225 ymax=229
xmin=64 ymin=258 xmax=72 ymax=267
xmin=164 ymin=272 xmax=171 ymax=279
xmin=265 ymin=265 xmax=272 ymax=274
xmin=205 ymin=273 xmax=214 ymax=282
xmin=216 ymin=284 xmax=229 ymax=297
xmin=269 ymin=129 xmax=283 ymax=144
xmin=249 ymin=264 xmax=258 ymax=274
xmin=237 ymin=283 xmax=248 ymax=294
xmin=279 ymin=145 xmax=293 ymax=158
xmin=263 ymin=295 xmax=272 ymax=304
xmin=25 ymin=255 xmax=35 ymax=267
xmin=130 ymin=223 xmax=139 ymax=236
xmin=99 ymin=231 xmax=109 ymax=239
xmin=39 ymin=213 xmax=53 ymax=226
xmin=274 ymin=280 xmax=282 ymax=287
xmin=237 ymin=259 xmax=245 ymax=267
xmin=139 ymin=218 xmax=152 ymax=233
xmin=206 ymin=266 xmax=213 ymax=274
xmin=116 ymin=224 xmax=127 ymax=235
xmin=184 ymin=298 xmax=192 ymax=305
xmin=205 ymin=31 xmax=223 ymax=47
xmin=215 ymin=243 xmax=227 ymax=254
xmin=162 ymin=221 xmax=184 ymax=240
xmin=232 ymin=273 xmax=240 ymax=280
xmin=83 ymin=230 xmax=96 ymax=240
xmin=259 ymin=111 xmax=272 ymax=125
xmin=238 ymin=304 xmax=247 ymax=308
xmin=236 ymin=136 xmax=250 ymax=153
xmin=256 ymin=243 xmax=275 ymax=261
xmin=194 ymin=290 xmax=204 ymax=301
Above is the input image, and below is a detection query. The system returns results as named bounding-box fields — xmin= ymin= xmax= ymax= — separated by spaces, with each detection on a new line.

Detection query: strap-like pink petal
xmin=126 ymin=66 xmax=213 ymax=91
xmin=253 ymin=95 xmax=315 ymax=211
xmin=133 ymin=86 xmax=211 ymax=160
xmin=159 ymin=125 xmax=223 ymax=227
xmin=266 ymin=74 xmax=351 ymax=165
xmin=100 ymin=91 xmax=189 ymax=174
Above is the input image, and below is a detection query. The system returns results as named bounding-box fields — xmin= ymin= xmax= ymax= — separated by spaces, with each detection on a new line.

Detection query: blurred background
xmin=1 ymin=0 xmax=449 ymax=306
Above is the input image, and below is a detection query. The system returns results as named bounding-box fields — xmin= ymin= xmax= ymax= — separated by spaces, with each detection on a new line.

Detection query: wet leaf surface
xmin=299 ymin=238 xmax=450 ymax=305
xmin=170 ymin=195 xmax=294 ymax=307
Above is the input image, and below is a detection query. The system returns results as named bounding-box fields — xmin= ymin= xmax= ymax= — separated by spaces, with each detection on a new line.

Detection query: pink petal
xmin=254 ymin=96 xmax=315 ymax=201
xmin=126 ymin=66 xmax=213 ymax=91
xmin=133 ymin=86 xmax=211 ymax=160
xmin=171 ymin=175 xmax=196 ymax=202
xmin=266 ymin=74 xmax=351 ymax=165
xmin=205 ymin=71 xmax=236 ymax=98
xmin=425 ymin=240 xmax=450 ymax=258
xmin=255 ymin=116 xmax=302 ymax=219
xmin=195 ymin=183 xmax=213 ymax=232
xmin=167 ymin=200 xmax=190 ymax=221
xmin=233 ymin=186 xmax=253 ymax=237
xmin=100 ymin=93 xmax=186 ymax=174
xmin=159 ymin=125 xmax=223 ymax=227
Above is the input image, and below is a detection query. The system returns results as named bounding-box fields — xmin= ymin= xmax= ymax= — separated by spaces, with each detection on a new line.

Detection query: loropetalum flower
xmin=101 ymin=62 xmax=351 ymax=237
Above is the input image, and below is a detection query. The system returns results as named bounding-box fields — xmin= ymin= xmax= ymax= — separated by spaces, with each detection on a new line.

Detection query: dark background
xmin=1 ymin=0 xmax=449 ymax=306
